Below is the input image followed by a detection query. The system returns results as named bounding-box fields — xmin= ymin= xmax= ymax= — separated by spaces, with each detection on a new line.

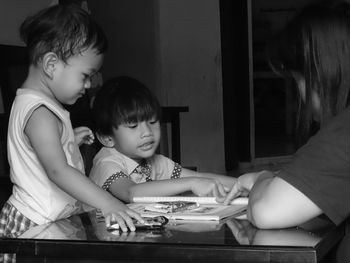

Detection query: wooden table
xmin=0 ymin=211 xmax=344 ymax=263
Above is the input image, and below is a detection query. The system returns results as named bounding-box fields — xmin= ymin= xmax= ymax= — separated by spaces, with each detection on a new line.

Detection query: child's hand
xmin=190 ymin=178 xmax=227 ymax=198
xmin=215 ymin=177 xmax=238 ymax=203
xmin=222 ymin=171 xmax=267 ymax=205
xmin=102 ymin=201 xmax=144 ymax=232
xmin=74 ymin=126 xmax=95 ymax=146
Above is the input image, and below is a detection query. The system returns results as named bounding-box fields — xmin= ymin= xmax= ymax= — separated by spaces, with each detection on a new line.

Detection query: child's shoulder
xmin=148 ymin=154 xmax=174 ymax=166
xmin=94 ymin=147 xmax=126 ymax=165
xmin=90 ymin=147 xmax=130 ymax=177
xmin=13 ymin=88 xmax=67 ymax=119
xmin=15 ymin=88 xmax=42 ymax=101
xmin=15 ymin=89 xmax=57 ymax=107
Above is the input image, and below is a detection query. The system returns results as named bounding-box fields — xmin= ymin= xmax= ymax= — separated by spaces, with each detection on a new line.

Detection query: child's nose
xmin=140 ymin=122 xmax=152 ymax=137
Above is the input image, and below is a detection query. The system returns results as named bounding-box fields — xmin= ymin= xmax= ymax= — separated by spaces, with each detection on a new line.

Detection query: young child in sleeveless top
xmin=0 ymin=5 xmax=143 ymax=246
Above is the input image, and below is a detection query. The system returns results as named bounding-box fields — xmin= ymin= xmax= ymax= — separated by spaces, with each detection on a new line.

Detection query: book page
xmin=132 ymin=196 xmax=248 ymax=206
xmin=128 ymin=202 xmax=247 ymax=222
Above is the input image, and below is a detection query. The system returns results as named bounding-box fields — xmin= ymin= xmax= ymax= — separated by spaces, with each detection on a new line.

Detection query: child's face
xmin=51 ymin=47 xmax=104 ymax=105
xmin=111 ymin=118 xmax=161 ymax=162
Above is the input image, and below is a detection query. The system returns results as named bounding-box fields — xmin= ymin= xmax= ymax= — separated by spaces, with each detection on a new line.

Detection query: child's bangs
xmin=117 ymin=101 xmax=159 ymax=125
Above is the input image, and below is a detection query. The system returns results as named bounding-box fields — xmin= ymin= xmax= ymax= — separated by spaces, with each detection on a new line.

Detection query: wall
xmin=157 ymin=0 xmax=225 ymax=173
xmin=89 ymin=0 xmax=226 ymax=173
xmin=0 ymin=0 xmax=56 ymax=114
xmin=88 ymin=0 xmax=160 ymax=98
xmin=0 ymin=0 xmax=56 ymax=46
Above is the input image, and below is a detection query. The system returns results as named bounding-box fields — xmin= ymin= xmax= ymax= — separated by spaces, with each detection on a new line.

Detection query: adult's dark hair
xmin=20 ymin=4 xmax=108 ymax=65
xmin=266 ymin=4 xmax=350 ymax=139
xmin=93 ymin=76 xmax=161 ymax=136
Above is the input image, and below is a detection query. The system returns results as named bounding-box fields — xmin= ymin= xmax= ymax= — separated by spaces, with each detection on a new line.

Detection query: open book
xmin=128 ymin=196 xmax=248 ymax=222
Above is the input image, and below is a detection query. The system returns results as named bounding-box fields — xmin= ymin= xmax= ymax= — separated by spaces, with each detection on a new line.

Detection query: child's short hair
xmin=20 ymin=4 xmax=108 ymax=65
xmin=93 ymin=76 xmax=161 ymax=136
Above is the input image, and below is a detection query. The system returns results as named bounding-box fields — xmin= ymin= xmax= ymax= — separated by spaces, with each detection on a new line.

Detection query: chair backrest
xmin=160 ymin=106 xmax=188 ymax=164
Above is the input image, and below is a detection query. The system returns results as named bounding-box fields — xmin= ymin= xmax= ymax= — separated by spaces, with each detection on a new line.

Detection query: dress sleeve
xmin=171 ymin=162 xmax=182 ymax=179
xmin=101 ymin=170 xmax=128 ymax=191
xmin=89 ymin=160 xmax=128 ymax=191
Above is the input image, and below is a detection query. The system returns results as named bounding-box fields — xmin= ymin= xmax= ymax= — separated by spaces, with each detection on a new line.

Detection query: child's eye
xmin=126 ymin=123 xmax=138 ymax=129
xmin=149 ymin=119 xmax=159 ymax=125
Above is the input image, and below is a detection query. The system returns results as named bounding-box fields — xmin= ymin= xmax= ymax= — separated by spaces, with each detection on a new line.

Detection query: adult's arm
xmin=247 ymin=174 xmax=322 ymax=228
xmin=224 ymin=171 xmax=322 ymax=229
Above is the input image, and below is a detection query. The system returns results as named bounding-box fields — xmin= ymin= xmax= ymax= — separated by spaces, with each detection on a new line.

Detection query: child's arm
xmin=108 ymin=176 xmax=228 ymax=203
xmin=74 ymin=126 xmax=94 ymax=146
xmin=25 ymin=106 xmax=143 ymax=231
xmin=180 ymin=167 xmax=237 ymax=193
xmin=223 ymin=170 xmax=270 ymax=204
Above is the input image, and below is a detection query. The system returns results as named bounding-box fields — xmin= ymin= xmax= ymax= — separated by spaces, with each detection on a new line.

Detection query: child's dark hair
xmin=20 ymin=4 xmax=108 ymax=65
xmin=93 ymin=76 xmax=161 ymax=136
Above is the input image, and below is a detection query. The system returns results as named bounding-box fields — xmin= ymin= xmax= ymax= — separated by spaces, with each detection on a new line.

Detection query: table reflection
xmin=17 ymin=210 xmax=326 ymax=249
xmin=19 ymin=214 xmax=86 ymax=240
xmin=226 ymin=218 xmax=322 ymax=246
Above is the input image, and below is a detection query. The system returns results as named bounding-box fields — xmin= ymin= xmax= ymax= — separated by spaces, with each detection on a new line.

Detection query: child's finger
xmin=110 ymin=213 xmax=129 ymax=232
xmin=212 ymin=184 xmax=223 ymax=200
xmin=126 ymin=209 xmax=144 ymax=224
xmin=223 ymin=182 xmax=241 ymax=205
xmin=75 ymin=127 xmax=93 ymax=138
xmin=81 ymin=130 xmax=93 ymax=138
xmin=224 ymin=185 xmax=232 ymax=193
xmin=74 ymin=126 xmax=91 ymax=134
xmin=105 ymin=214 xmax=112 ymax=227
xmin=105 ymin=212 xmax=128 ymax=232
xmin=118 ymin=212 xmax=136 ymax=232
xmin=216 ymin=181 xmax=227 ymax=197
xmin=83 ymin=133 xmax=95 ymax=144
xmin=211 ymin=181 xmax=226 ymax=199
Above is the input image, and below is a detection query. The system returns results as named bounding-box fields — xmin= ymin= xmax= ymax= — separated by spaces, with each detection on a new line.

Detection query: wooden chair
xmin=159 ymin=106 xmax=188 ymax=164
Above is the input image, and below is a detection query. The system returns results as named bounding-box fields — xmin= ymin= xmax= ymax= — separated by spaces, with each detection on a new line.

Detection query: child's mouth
xmin=139 ymin=141 xmax=154 ymax=151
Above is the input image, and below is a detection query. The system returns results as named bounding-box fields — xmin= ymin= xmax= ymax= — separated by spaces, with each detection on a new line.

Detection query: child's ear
xmin=42 ymin=52 xmax=59 ymax=79
xmin=96 ymin=133 xmax=115 ymax=148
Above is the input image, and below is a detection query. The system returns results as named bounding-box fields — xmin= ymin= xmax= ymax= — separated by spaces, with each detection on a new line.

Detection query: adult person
xmin=224 ymin=3 xmax=350 ymax=229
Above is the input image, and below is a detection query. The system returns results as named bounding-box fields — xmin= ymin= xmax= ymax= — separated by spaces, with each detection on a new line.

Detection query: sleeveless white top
xmin=7 ymin=89 xmax=85 ymax=225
